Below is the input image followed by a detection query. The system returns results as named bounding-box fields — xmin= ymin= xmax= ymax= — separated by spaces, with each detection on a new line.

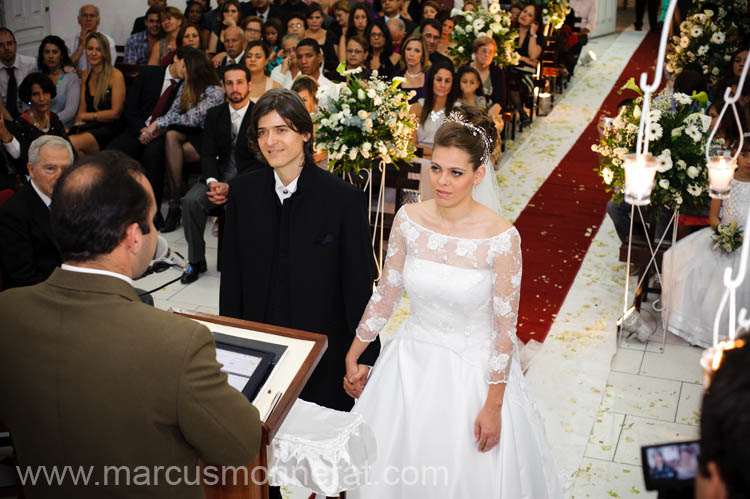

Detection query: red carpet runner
xmin=515 ymin=31 xmax=660 ymax=345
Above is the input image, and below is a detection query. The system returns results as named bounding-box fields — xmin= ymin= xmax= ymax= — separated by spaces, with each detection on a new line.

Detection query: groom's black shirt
xmin=220 ymin=162 xmax=380 ymax=411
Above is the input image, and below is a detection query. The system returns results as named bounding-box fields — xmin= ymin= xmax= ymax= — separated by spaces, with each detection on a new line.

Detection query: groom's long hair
xmin=248 ymin=88 xmax=316 ymax=166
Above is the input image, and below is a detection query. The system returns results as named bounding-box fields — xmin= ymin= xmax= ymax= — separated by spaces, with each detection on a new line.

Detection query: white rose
xmin=676 ymin=159 xmax=687 ymax=170
xmin=358 ymin=110 xmax=368 ymax=120
xmin=466 ymin=24 xmax=473 ymax=32
xmin=491 ymin=22 xmax=502 ymax=33
xmin=725 ymin=54 xmax=732 ymax=61
xmin=450 ymin=8 xmax=464 ymax=16
xmin=374 ymin=96 xmax=382 ymax=106
xmin=705 ymin=9 xmax=713 ymax=17
xmin=364 ymin=118 xmax=373 ymax=130
xmin=473 ymin=18 xmax=485 ymax=31
xmin=358 ymin=89 xmax=365 ymax=100
xmin=699 ymin=114 xmax=712 ymax=132
xmin=349 ymin=148 xmax=358 ymax=160
xmin=458 ymin=46 xmax=464 ymax=53
xmin=687 ymin=165 xmax=700 ymax=178
xmin=712 ymin=67 xmax=720 ymax=75
xmin=466 ymin=14 xmax=474 ymax=22
xmin=455 ymin=25 xmax=465 ymax=35
xmin=659 ymin=179 xmax=670 ymax=189
xmin=672 ymin=126 xmax=683 ymax=137
xmin=362 ymin=142 xmax=372 ymax=151
xmin=494 ymin=14 xmax=502 ymax=23
xmin=489 ymin=3 xmax=500 ymax=14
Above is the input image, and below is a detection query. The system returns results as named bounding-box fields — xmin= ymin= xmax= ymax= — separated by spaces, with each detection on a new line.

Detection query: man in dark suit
xmin=220 ymin=89 xmax=380 ymax=412
xmin=422 ymin=19 xmax=453 ymax=67
xmin=242 ymin=0 xmax=285 ymax=24
xmin=0 ymin=151 xmax=262 ymax=498
xmin=181 ymin=65 xmax=261 ymax=284
xmin=381 ymin=0 xmax=416 ymax=35
xmin=108 ymin=49 xmax=184 ymax=226
xmin=0 ymin=136 xmax=73 ymax=288
xmin=216 ymin=26 xmax=247 ymax=73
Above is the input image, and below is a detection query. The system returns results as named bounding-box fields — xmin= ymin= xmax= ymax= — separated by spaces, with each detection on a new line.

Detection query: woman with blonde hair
xmin=148 ymin=7 xmax=185 ymax=65
xmin=68 ymin=33 xmax=125 ymax=155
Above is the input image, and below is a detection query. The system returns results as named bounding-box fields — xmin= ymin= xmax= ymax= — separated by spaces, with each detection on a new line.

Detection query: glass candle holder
xmin=623 ymin=153 xmax=658 ymax=206
xmin=707 ymin=156 xmax=736 ymax=199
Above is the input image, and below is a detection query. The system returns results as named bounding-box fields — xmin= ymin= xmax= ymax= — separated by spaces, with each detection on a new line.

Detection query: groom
xmin=219 ymin=89 xmax=380 ymax=411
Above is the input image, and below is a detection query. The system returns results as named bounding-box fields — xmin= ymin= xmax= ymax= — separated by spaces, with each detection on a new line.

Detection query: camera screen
xmin=642 ymin=441 xmax=700 ymax=490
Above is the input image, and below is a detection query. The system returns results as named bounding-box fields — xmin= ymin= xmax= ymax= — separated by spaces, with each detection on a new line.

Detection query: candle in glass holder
xmin=623 ymin=153 xmax=658 ymax=206
xmin=707 ymin=156 xmax=736 ymax=199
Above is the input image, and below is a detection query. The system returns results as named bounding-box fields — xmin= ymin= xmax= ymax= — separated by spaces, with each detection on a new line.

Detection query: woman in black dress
xmin=366 ymin=18 xmax=400 ymax=80
xmin=0 ymin=73 xmax=72 ymax=170
xmin=68 ymin=33 xmax=125 ymax=155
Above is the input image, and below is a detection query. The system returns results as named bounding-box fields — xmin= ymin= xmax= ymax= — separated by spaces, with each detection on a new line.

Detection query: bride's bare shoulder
xmin=473 ymin=203 xmax=514 ymax=237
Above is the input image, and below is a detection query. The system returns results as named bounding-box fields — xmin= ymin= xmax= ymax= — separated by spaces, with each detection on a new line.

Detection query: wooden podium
xmin=174 ymin=310 xmax=328 ymax=499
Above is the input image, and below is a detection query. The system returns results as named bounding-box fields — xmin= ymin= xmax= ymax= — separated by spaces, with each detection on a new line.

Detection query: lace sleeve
xmin=156 ymin=85 xmax=225 ymax=129
xmin=355 ymin=208 xmax=409 ymax=342
xmin=488 ymin=228 xmax=522 ymax=384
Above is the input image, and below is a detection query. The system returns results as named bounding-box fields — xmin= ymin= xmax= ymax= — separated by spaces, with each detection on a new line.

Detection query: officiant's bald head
xmin=249 ymin=88 xmax=315 ymax=166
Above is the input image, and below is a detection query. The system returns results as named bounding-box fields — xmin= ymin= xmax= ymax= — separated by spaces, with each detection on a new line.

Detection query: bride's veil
xmin=472 ymin=160 xmax=502 ymax=215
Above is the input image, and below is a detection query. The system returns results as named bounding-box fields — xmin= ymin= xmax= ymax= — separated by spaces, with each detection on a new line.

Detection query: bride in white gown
xmin=344 ymin=111 xmax=561 ymax=498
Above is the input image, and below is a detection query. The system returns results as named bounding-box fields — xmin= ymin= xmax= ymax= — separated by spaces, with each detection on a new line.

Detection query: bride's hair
xmin=433 ymin=106 xmax=498 ymax=170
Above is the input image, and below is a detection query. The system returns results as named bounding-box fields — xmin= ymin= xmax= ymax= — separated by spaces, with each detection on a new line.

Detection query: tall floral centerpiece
xmin=534 ymin=0 xmax=570 ymax=29
xmin=666 ymin=9 xmax=738 ymax=83
xmin=449 ymin=0 xmax=518 ymax=67
xmin=689 ymin=0 xmax=750 ymax=39
xmin=592 ymin=80 xmax=712 ymax=209
xmin=315 ymin=65 xmax=418 ymax=174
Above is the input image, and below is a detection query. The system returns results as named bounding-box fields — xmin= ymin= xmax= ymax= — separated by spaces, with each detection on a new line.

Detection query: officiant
xmin=219 ymin=88 xmax=380 ymax=411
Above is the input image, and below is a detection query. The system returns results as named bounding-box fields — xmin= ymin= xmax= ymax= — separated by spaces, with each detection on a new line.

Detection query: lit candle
xmin=623 ymin=153 xmax=658 ymax=206
xmin=707 ymin=156 xmax=736 ymax=199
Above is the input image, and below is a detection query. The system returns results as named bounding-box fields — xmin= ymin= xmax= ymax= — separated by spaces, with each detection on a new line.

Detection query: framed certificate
xmin=214 ymin=333 xmax=283 ymax=402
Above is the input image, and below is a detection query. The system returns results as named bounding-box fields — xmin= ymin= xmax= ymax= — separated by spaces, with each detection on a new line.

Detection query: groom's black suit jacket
xmin=220 ymin=163 xmax=380 ymax=410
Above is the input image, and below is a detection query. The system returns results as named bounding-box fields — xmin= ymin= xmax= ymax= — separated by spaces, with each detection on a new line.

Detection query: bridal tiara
xmin=444 ymin=111 xmax=493 ymax=167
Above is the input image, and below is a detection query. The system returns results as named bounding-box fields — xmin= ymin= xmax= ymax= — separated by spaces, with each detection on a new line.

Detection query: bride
xmin=344 ymin=108 xmax=561 ymax=497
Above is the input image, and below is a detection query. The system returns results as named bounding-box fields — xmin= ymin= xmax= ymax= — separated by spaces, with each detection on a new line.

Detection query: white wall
xmin=48 ymin=0 xmax=150 ymax=49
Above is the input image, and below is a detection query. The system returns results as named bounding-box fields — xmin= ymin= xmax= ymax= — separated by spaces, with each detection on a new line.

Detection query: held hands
xmin=343 ymin=359 xmax=370 ymax=399
xmin=474 ymin=405 xmax=501 ymax=453
xmin=139 ymin=122 xmax=160 ymax=144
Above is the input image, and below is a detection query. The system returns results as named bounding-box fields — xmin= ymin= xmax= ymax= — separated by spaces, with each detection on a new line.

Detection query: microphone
xmin=153 ymin=235 xmax=190 ymax=272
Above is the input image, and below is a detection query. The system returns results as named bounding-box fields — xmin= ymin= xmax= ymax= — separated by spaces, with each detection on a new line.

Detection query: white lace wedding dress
xmin=662 ymin=179 xmax=750 ymax=347
xmin=350 ymin=207 xmax=561 ymax=498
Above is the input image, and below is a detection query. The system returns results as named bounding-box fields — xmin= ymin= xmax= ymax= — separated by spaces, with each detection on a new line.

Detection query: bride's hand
xmin=474 ymin=406 xmax=501 ymax=452
xmin=343 ymin=362 xmax=370 ymax=398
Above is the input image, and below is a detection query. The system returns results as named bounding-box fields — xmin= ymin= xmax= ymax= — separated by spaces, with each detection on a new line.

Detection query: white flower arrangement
xmin=315 ymin=64 xmax=418 ymax=173
xmin=449 ymin=0 xmax=518 ymax=67
xmin=712 ymin=221 xmax=744 ymax=253
xmin=667 ymin=10 xmax=739 ymax=83
xmin=592 ymin=80 xmax=711 ymax=209
xmin=534 ymin=0 xmax=570 ymax=29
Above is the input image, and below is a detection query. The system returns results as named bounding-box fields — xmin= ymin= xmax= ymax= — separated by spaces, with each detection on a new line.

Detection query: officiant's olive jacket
xmin=0 ymin=269 xmax=262 ymax=499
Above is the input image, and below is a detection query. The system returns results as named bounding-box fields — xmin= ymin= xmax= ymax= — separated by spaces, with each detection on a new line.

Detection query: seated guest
xmin=131 ymin=0 xmax=167 ymax=33
xmin=263 ymin=18 xmax=283 ymax=71
xmin=659 ymin=140 xmax=750 ymax=347
xmin=140 ymin=47 xmax=224 ymax=232
xmin=215 ymin=26 xmax=247 ymax=70
xmin=396 ymin=35 xmax=429 ymax=104
xmin=38 ymin=36 xmax=81 ymax=129
xmin=410 ymin=60 xmax=455 ymax=159
xmin=380 ymin=0 xmax=416 ymax=35
xmin=0 ymin=28 xmax=36 ymax=120
xmin=387 ymin=17 xmax=406 ymax=53
xmin=306 ymin=5 xmax=337 ymax=71
xmin=422 ymin=19 xmax=452 ymax=67
xmin=244 ymin=0 xmax=284 ymax=25
xmin=420 ymin=1 xmax=439 ymax=21
xmin=0 ymin=73 xmax=72 ymax=170
xmin=697 ymin=335 xmax=750 ymax=499
xmin=509 ymin=3 xmax=544 ymax=123
xmin=108 ymin=50 xmax=185 ymax=229
xmin=148 ymin=7 xmax=185 ymax=65
xmin=181 ymin=64 xmax=261 ymax=284
xmin=184 ymin=0 xmax=212 ymax=50
xmin=68 ymin=33 xmax=125 ymax=155
xmin=242 ymin=15 xmax=264 ymax=42
xmin=67 ymin=5 xmax=116 ymax=72
xmin=245 ymin=41 xmax=282 ymax=102
xmin=454 ymin=65 xmax=488 ymax=109
xmin=292 ymin=76 xmax=328 ymax=167
xmin=469 ymin=36 xmax=507 ymax=118
xmin=366 ymin=18 xmax=400 ymax=79
xmin=270 ymin=34 xmax=301 ymax=88
xmin=280 ymin=0 xmax=309 ymax=30
xmin=437 ymin=15 xmax=456 ymax=56
xmin=565 ymin=0 xmax=597 ymax=75
xmin=331 ymin=0 xmax=350 ymax=38
xmin=0 ymin=136 xmax=73 ymax=288
xmin=295 ymin=38 xmax=336 ymax=96
xmin=161 ymin=23 xmax=204 ymax=67
xmin=208 ymin=0 xmax=242 ymax=54
xmin=344 ymin=35 xmax=370 ymax=73
xmin=338 ymin=3 xmax=371 ymax=62
xmin=124 ymin=6 xmax=165 ymax=65
xmin=286 ymin=13 xmax=307 ymax=39
xmin=0 ymin=152 xmax=262 ymax=497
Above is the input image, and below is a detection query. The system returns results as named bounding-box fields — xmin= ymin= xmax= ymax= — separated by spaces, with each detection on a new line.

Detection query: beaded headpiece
xmin=444 ymin=110 xmax=493 ymax=167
